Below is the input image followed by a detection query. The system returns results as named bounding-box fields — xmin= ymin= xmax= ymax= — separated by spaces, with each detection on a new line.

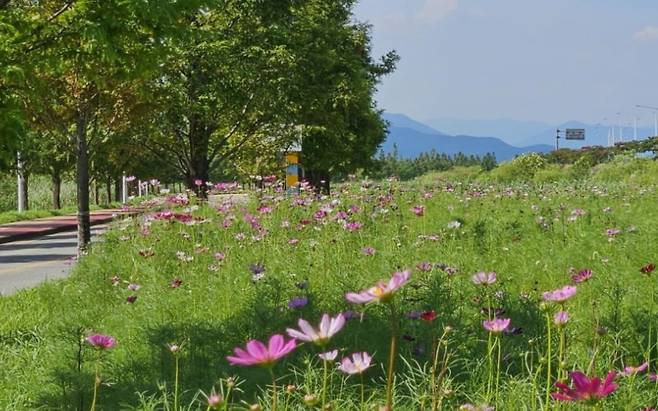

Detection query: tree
xmin=17 ymin=0 xmax=205 ymax=251
xmin=291 ymin=3 xmax=399 ymax=193
xmin=135 ymin=1 xmax=304 ymax=196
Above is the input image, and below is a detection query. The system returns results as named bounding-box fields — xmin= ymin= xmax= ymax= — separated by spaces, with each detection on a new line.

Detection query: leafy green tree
xmin=293 ymin=2 xmax=399 ymax=193
xmin=17 ymin=0 xmax=205 ymax=251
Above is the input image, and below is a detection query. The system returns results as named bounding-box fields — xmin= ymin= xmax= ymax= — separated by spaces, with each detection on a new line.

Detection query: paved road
xmin=0 ymin=226 xmax=107 ymax=296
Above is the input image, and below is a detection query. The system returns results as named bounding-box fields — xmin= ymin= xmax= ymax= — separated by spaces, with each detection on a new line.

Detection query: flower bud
xmin=303 ymin=394 xmax=319 ymax=406
xmin=249 ymin=404 xmax=262 ymax=411
xmin=286 ymin=385 xmax=297 ymax=394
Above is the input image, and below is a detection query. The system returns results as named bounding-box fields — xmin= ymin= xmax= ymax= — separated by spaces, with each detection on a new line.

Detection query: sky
xmin=352 ymin=0 xmax=658 ymax=126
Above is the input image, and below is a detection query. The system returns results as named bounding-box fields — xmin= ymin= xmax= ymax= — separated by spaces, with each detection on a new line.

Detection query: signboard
xmin=565 ymin=129 xmax=585 ymax=140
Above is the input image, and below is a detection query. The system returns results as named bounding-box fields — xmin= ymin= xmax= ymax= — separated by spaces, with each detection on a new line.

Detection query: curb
xmin=0 ymin=212 xmax=136 ymax=245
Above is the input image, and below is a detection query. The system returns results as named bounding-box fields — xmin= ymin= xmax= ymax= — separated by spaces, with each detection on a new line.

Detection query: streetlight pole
xmin=636 ymin=105 xmax=658 ymax=137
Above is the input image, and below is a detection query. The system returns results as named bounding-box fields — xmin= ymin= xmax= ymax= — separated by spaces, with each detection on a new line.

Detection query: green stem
xmin=558 ymin=326 xmax=565 ymax=381
xmin=360 ymin=374 xmax=365 ymax=411
xmin=385 ymin=304 xmax=399 ymax=410
xmin=322 ymin=359 xmax=329 ymax=408
xmin=174 ymin=355 xmax=179 ymax=411
xmin=649 ymin=291 xmax=654 ymax=372
xmin=486 ymin=330 xmax=493 ymax=400
xmin=495 ymin=337 xmax=502 ymax=406
xmin=545 ymin=313 xmax=552 ymax=408
xmin=90 ymin=352 xmax=100 ymax=411
xmin=269 ymin=368 xmax=278 ymax=411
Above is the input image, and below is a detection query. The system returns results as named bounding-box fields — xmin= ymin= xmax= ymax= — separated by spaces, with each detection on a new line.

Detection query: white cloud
xmin=634 ymin=26 xmax=658 ymax=41
xmin=416 ymin=0 xmax=458 ymax=23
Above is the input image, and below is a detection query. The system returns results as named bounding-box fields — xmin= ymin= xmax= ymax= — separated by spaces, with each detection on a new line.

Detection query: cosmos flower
xmin=287 ymin=297 xmax=309 ymax=309
xmin=543 ymin=285 xmax=577 ymax=302
xmin=552 ymin=371 xmax=617 ymax=402
xmin=318 ymin=350 xmax=338 ymax=361
xmin=338 ymin=352 xmax=373 ymax=375
xmin=286 ymin=314 xmax=345 ymax=346
xmin=571 ymin=269 xmax=592 ymax=284
xmin=361 ymin=247 xmax=376 ymax=256
xmin=345 ymin=271 xmax=410 ymax=304
xmin=86 ymin=334 xmax=116 ymax=349
xmin=420 ymin=310 xmax=437 ymax=322
xmin=620 ymin=362 xmax=648 ymax=377
xmin=483 ymin=318 xmax=511 ymax=334
xmin=411 ymin=206 xmax=424 ymax=217
xmin=641 ymin=263 xmax=656 ymax=275
xmin=226 ymin=334 xmax=296 ymax=367
xmin=554 ymin=311 xmax=569 ymax=326
xmin=472 ymin=272 xmax=497 ymax=286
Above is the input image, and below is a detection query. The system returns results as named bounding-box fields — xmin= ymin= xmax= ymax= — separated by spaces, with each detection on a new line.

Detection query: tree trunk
xmin=75 ymin=116 xmax=91 ymax=254
xmin=185 ymin=122 xmax=212 ymax=198
xmin=16 ymin=151 xmax=28 ymax=211
xmin=20 ymin=173 xmax=29 ymax=210
xmin=94 ymin=181 xmax=99 ymax=205
xmin=306 ymin=169 xmax=331 ymax=195
xmin=51 ymin=167 xmax=61 ymax=209
xmin=114 ymin=178 xmax=121 ymax=202
xmin=106 ymin=177 xmax=112 ymax=204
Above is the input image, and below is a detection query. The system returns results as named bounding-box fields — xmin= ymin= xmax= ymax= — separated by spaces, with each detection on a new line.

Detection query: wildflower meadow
xmin=1 ymin=172 xmax=658 ymax=410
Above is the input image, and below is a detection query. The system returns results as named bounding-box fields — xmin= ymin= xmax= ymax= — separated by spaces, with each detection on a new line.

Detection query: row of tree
xmin=0 ymin=0 xmax=398 ymax=251
xmin=368 ymin=145 xmax=497 ymax=180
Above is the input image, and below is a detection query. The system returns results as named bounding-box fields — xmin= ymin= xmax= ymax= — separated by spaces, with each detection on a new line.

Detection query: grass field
xmin=1 ymin=161 xmax=657 ymax=410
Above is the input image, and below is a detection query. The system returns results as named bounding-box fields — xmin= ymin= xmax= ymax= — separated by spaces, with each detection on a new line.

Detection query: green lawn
xmin=0 ymin=174 xmax=657 ymax=410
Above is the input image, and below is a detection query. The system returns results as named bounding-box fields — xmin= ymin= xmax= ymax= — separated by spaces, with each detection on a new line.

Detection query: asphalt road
xmin=0 ymin=226 xmax=107 ymax=296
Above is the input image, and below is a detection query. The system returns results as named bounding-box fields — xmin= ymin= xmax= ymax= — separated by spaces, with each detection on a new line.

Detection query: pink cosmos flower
xmin=344 ymin=221 xmax=363 ymax=232
xmin=361 ymin=247 xmax=376 ymax=256
xmin=411 ymin=206 xmax=424 ymax=217
xmin=620 ymin=362 xmax=648 ymax=377
xmin=318 ymin=350 xmax=338 ymax=361
xmin=551 ymin=371 xmax=617 ymax=402
xmin=226 ymin=334 xmax=296 ymax=367
xmin=287 ymin=314 xmax=345 ymax=346
xmin=345 ymin=271 xmax=411 ymax=304
xmin=86 ymin=334 xmax=116 ymax=349
xmin=605 ymin=228 xmax=621 ymax=237
xmin=483 ymin=318 xmax=511 ymax=333
xmin=543 ymin=285 xmax=577 ymax=302
xmin=554 ymin=311 xmax=569 ymax=326
xmin=338 ymin=352 xmax=373 ymax=375
xmin=571 ymin=269 xmax=592 ymax=284
xmin=472 ymin=272 xmax=497 ymax=286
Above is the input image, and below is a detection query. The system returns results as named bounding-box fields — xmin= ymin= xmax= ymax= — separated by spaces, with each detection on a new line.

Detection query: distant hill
xmin=422 ymin=117 xmax=551 ymax=146
xmin=381 ymin=113 xmax=553 ymax=161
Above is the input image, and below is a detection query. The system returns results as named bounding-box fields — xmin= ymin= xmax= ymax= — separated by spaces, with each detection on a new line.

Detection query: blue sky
xmin=353 ymin=0 xmax=658 ymax=125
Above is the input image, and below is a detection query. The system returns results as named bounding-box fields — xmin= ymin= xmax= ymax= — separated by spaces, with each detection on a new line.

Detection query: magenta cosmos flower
xmin=483 ymin=318 xmax=511 ymax=333
xmin=472 ymin=272 xmax=496 ymax=286
xmin=226 ymin=334 xmax=296 ymax=367
xmin=338 ymin=352 xmax=374 ymax=375
xmin=286 ymin=314 xmax=345 ymax=346
xmin=554 ymin=311 xmax=569 ymax=326
xmin=86 ymin=334 xmax=116 ymax=349
xmin=345 ymin=271 xmax=411 ymax=304
xmin=620 ymin=362 xmax=648 ymax=377
xmin=571 ymin=269 xmax=592 ymax=284
xmin=543 ymin=285 xmax=577 ymax=302
xmin=552 ymin=371 xmax=617 ymax=403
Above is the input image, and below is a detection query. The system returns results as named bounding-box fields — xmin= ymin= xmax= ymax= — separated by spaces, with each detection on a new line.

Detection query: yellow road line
xmin=0 ymin=260 xmax=64 ymax=275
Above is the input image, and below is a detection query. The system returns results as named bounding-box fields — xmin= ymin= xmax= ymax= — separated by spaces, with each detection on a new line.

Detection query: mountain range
xmin=381 ymin=113 xmax=553 ymax=161
xmin=381 ymin=113 xmax=656 ymax=161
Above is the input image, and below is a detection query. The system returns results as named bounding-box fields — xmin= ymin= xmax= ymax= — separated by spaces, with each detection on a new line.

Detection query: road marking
xmin=0 ymin=259 xmax=67 ymax=275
